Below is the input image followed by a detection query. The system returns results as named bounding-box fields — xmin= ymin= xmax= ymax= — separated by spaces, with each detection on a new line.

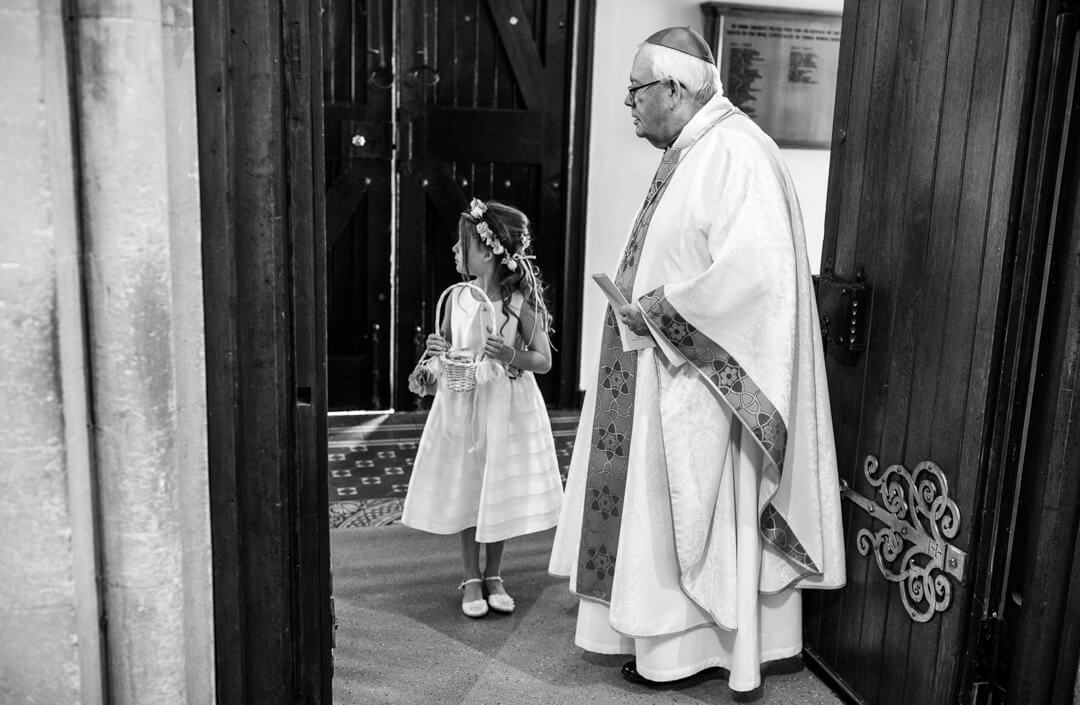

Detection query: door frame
xmin=988 ymin=8 xmax=1080 ymax=703
xmin=193 ymin=0 xmax=595 ymax=701
xmin=193 ymin=0 xmax=331 ymax=702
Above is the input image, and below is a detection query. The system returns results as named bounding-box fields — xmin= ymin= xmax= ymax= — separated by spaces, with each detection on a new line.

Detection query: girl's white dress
xmin=402 ymin=287 xmax=563 ymax=543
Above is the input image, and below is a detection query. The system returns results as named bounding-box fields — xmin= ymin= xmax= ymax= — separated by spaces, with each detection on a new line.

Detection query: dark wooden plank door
xmin=324 ymin=0 xmax=395 ymax=410
xmin=325 ymin=0 xmax=586 ymax=411
xmin=396 ymin=0 xmax=578 ymax=409
xmin=802 ymin=0 xmax=1051 ymax=703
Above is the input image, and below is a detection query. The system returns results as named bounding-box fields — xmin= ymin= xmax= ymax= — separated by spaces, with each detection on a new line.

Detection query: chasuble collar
xmin=669 ymin=92 xmax=737 ymax=152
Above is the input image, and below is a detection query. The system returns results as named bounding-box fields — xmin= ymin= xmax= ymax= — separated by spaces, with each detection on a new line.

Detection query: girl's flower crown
xmin=467 ymin=198 xmax=532 ymax=271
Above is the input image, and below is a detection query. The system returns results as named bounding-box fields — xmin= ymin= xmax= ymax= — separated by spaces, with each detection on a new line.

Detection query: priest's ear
xmin=664 ymin=79 xmax=687 ymax=102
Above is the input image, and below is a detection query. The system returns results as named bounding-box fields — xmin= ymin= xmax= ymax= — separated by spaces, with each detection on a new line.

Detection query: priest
xmin=548 ymin=26 xmax=847 ymax=701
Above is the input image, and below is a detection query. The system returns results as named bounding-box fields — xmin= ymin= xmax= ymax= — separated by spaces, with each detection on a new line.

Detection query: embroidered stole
xmin=575 ymin=147 xmax=681 ymax=601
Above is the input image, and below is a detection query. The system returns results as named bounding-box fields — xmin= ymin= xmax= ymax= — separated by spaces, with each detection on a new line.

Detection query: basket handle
xmin=433 ymin=282 xmax=499 ymax=360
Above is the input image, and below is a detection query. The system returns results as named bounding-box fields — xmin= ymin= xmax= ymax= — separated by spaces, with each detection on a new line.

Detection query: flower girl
xmin=402 ymin=198 xmax=563 ymax=618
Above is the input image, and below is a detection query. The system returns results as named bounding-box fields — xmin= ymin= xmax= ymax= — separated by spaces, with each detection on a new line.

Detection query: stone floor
xmin=330 ymin=525 xmax=845 ymax=705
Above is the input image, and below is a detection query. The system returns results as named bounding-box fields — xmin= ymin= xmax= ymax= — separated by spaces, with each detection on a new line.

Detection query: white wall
xmin=579 ymin=0 xmax=843 ymax=386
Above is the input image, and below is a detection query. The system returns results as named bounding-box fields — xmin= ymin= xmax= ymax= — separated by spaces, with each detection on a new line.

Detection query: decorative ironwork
xmin=840 ymin=455 xmax=967 ymax=623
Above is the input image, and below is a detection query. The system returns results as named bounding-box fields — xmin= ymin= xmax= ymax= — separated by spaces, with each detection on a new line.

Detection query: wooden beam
xmin=484 ymin=0 xmax=547 ymax=110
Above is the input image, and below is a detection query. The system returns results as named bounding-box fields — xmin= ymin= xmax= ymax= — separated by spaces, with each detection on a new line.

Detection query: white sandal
xmin=484 ymin=576 xmax=515 ymax=614
xmin=459 ymin=578 xmax=488 ymax=618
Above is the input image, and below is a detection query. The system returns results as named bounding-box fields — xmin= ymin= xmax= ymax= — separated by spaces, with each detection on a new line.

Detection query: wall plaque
xmin=702 ymin=4 xmax=842 ymax=148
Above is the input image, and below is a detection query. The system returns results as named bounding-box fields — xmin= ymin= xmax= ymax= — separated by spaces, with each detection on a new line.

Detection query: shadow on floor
xmin=330 ymin=525 xmax=843 ymax=705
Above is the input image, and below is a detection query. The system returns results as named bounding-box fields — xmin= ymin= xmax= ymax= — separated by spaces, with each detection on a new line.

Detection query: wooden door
xmin=802 ymin=1 xmax=1066 ymax=703
xmin=396 ymin=0 xmax=581 ymax=409
xmin=324 ymin=0 xmax=590 ymax=411
xmin=324 ymin=0 xmax=395 ymax=410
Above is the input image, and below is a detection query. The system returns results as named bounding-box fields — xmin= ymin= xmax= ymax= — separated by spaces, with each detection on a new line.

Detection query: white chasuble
xmin=549 ymin=92 xmax=846 ymax=691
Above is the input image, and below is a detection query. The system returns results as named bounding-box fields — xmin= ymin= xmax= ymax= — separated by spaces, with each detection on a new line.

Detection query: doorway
xmin=194 ymin=0 xmax=1080 ymax=702
xmin=324 ymin=0 xmax=591 ymax=411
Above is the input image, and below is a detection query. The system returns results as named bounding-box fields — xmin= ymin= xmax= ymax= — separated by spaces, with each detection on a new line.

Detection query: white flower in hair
xmin=505 ymin=257 xmax=518 ymax=271
xmin=469 ymin=198 xmax=487 ymax=219
xmin=521 ymin=234 xmax=531 ymax=249
xmin=474 ymin=219 xmax=505 ymax=257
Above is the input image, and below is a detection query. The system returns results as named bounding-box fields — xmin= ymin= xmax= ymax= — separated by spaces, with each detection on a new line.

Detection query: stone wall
xmin=0 ymin=2 xmax=213 ymax=703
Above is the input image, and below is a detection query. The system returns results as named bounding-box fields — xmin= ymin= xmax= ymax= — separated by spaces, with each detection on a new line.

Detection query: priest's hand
xmin=618 ymin=304 xmax=650 ymax=336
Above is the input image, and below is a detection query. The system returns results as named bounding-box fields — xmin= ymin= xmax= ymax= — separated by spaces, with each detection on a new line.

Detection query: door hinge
xmin=840 ymin=455 xmax=967 ymax=623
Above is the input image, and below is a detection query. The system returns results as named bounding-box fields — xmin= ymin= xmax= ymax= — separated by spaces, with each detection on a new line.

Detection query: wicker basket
xmin=431 ymin=282 xmax=497 ymax=392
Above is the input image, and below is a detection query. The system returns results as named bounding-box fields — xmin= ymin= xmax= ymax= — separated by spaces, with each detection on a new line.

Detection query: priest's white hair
xmin=637 ymin=43 xmax=722 ymax=104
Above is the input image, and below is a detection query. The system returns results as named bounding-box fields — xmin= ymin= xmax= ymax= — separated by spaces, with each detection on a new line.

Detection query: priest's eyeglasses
xmin=626 ymin=79 xmax=663 ymax=103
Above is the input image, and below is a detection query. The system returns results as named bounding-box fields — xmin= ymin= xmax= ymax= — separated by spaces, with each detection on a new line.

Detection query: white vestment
xmin=549 ymin=92 xmax=846 ymax=692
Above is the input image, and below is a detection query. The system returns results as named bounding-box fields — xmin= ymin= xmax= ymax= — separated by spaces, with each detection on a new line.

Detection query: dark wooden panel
xmin=324 ymin=0 xmax=394 ymax=410
xmin=284 ymin=0 xmax=332 ymax=699
xmin=1007 ymin=129 xmax=1080 ymax=705
xmin=807 ymin=0 xmax=1047 ymax=702
xmin=192 ymin=2 xmax=243 ymax=701
xmin=888 ymin=0 xmax=971 ymax=699
xmin=843 ymin=0 xmax=915 ymax=701
xmin=395 ymin=0 xmax=583 ymax=408
xmin=814 ymin=0 xmax=882 ymax=679
xmin=1001 ymin=12 xmax=1080 ymax=704
xmin=417 ymin=108 xmax=547 ymax=162
xmin=960 ymin=7 xmax=1078 ymax=701
xmin=220 ymin=6 xmax=296 ymax=701
xmin=802 ymin=0 xmax=869 ymax=673
xmin=922 ymin=1 xmax=1025 ymax=701
xmin=485 ymin=0 xmax=547 ymax=108
xmin=555 ymin=0 xmax=593 ymax=406
xmin=195 ymin=0 xmax=330 ymax=701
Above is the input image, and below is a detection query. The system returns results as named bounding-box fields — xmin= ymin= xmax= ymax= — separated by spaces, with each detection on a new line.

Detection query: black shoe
xmin=620 ymin=660 xmax=661 ymax=687
xmin=730 ymin=685 xmax=764 ymax=702
xmin=761 ymin=654 xmax=804 ymax=677
xmin=620 ymin=660 xmax=724 ymax=689
xmin=726 ymin=655 xmax=801 ymax=702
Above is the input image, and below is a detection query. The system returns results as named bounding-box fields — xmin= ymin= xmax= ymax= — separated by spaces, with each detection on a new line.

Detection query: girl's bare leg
xmin=459 ymin=528 xmax=484 ymax=603
xmin=483 ymin=541 xmax=510 ymax=598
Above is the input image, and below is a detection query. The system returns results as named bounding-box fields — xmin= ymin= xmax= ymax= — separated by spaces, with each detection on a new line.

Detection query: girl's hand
xmin=483 ymin=334 xmax=509 ymax=362
xmin=425 ymin=333 xmax=449 ymax=355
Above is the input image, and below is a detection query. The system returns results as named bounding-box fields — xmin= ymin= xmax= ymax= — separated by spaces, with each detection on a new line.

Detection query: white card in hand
xmin=591 ymin=273 xmax=655 ymax=352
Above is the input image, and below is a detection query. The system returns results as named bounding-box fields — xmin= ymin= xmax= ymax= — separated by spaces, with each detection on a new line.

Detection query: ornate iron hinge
xmin=840 ymin=455 xmax=967 ymax=623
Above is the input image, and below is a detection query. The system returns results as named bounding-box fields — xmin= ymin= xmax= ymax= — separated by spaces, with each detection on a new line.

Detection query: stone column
xmin=0 ymin=2 xmax=104 ymax=704
xmin=2 ymin=2 xmax=214 ymax=701
xmin=71 ymin=1 xmax=214 ymax=704
xmin=162 ymin=3 xmax=216 ymax=702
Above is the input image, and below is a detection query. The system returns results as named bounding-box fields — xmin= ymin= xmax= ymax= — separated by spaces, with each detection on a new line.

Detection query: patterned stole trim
xmin=639 ymin=288 xmax=820 ymax=575
xmin=575 ymin=148 xmax=681 ymax=601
